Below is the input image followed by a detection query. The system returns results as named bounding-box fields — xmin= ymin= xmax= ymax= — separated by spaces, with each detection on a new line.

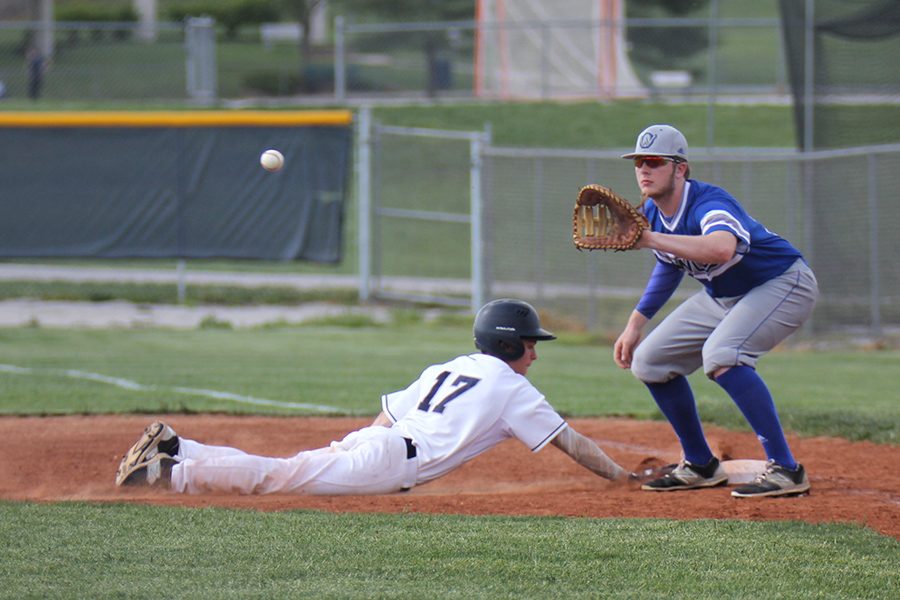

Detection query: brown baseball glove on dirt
xmin=572 ymin=184 xmax=649 ymax=251
xmin=628 ymin=457 xmax=677 ymax=483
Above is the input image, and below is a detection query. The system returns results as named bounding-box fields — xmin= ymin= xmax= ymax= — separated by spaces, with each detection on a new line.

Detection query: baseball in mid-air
xmin=260 ymin=149 xmax=284 ymax=172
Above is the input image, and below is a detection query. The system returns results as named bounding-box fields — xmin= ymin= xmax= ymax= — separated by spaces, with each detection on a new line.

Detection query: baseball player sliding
xmin=613 ymin=124 xmax=818 ymax=498
xmin=116 ymin=299 xmax=633 ymax=494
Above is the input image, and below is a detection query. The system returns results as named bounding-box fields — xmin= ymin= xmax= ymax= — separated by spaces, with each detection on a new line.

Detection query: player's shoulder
xmin=689 ymin=179 xmax=738 ymax=204
xmin=424 ymin=353 xmax=478 ymax=372
xmin=467 ymin=353 xmax=519 ymax=379
xmin=432 ymin=353 xmax=501 ymax=376
xmin=687 ymin=180 xmax=743 ymax=217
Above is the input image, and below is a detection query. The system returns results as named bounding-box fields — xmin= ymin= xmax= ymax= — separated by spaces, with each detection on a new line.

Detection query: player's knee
xmin=702 ymin=344 xmax=747 ymax=378
xmin=631 ymin=344 xmax=665 ymax=383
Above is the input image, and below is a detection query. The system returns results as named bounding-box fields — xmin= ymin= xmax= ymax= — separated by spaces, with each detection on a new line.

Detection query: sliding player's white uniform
xmin=170 ymin=353 xmax=567 ymax=495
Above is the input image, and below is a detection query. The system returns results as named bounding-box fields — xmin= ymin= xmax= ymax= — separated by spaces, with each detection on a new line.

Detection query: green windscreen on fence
xmin=0 ymin=111 xmax=353 ymax=263
xmin=779 ymin=0 xmax=900 ymax=149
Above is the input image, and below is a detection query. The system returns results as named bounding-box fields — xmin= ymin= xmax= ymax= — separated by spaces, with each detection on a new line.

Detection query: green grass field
xmin=0 ymin=325 xmax=897 ymax=444
xmin=0 ymin=322 xmax=898 ymax=598
xmin=2 ymin=503 xmax=897 ymax=599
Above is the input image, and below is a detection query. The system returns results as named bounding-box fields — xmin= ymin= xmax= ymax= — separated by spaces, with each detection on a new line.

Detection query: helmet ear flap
xmin=496 ymin=339 xmax=524 ymax=361
xmin=473 ymin=336 xmax=523 ymax=361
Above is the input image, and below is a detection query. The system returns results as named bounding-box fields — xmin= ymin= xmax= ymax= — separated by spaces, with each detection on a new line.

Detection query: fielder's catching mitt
xmin=628 ymin=457 xmax=677 ymax=484
xmin=573 ymin=184 xmax=649 ymax=251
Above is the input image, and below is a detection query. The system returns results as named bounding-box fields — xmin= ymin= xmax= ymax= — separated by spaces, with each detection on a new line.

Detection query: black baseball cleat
xmin=731 ymin=461 xmax=810 ymax=498
xmin=117 ymin=455 xmax=176 ymax=487
xmin=115 ymin=421 xmax=180 ymax=487
xmin=641 ymin=456 xmax=728 ymax=491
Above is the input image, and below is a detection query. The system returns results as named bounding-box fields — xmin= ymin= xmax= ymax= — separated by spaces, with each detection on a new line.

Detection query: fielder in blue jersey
xmin=613 ymin=124 xmax=818 ymax=498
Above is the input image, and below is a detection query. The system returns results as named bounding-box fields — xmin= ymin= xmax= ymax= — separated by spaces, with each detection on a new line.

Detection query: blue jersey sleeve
xmin=636 ymin=260 xmax=684 ymax=320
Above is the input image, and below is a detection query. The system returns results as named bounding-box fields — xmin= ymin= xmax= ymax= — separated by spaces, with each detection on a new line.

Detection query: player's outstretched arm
xmin=551 ymin=426 xmax=629 ymax=481
xmin=370 ymin=411 xmax=392 ymax=427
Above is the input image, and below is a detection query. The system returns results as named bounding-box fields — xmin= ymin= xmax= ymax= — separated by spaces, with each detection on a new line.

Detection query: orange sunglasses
xmin=633 ymin=156 xmax=676 ymax=169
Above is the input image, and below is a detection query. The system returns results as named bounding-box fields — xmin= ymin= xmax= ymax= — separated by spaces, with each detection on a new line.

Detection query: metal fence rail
xmin=357 ymin=110 xmax=490 ymax=312
xmin=359 ymin=107 xmax=900 ymax=338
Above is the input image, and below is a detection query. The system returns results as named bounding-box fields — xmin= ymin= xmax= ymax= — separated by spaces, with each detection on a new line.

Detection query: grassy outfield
xmin=374 ymin=101 xmax=799 ymax=149
xmin=0 ymin=323 xmax=896 ymax=444
xmin=2 ymin=502 xmax=897 ymax=599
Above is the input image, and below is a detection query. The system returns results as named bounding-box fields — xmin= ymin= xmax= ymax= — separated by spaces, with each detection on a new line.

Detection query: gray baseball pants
xmin=631 ymin=259 xmax=818 ymax=383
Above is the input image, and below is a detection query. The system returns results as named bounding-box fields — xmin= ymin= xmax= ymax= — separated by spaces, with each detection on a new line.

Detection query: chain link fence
xmin=482 ymin=144 xmax=900 ymax=339
xmin=359 ymin=113 xmax=900 ymax=340
xmin=335 ymin=16 xmax=791 ymax=103
xmin=0 ymin=20 xmax=192 ymax=102
xmin=3 ymin=12 xmax=897 ymax=120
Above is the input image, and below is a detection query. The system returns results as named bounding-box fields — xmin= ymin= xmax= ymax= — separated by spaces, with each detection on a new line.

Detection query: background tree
xmin=165 ymin=0 xmax=279 ymax=39
xmin=625 ymin=0 xmax=711 ymax=79
xmin=280 ymin=0 xmax=326 ymax=71
xmin=332 ymin=0 xmax=475 ymax=96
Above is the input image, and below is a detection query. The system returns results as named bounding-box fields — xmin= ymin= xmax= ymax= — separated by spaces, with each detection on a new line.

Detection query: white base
xmin=721 ymin=459 xmax=768 ymax=485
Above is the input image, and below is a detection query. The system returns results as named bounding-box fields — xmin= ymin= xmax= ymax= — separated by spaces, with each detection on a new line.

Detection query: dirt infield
xmin=1 ymin=415 xmax=897 ymax=539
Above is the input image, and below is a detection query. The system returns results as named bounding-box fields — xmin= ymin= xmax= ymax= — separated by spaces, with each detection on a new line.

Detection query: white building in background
xmin=134 ymin=0 xmax=158 ymax=42
xmin=475 ymin=0 xmax=646 ymax=100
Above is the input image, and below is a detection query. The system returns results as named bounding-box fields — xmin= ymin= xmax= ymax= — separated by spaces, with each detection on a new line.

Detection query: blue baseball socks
xmin=645 ymin=375 xmax=714 ymax=465
xmin=646 ymin=369 xmax=798 ymax=470
xmin=714 ymin=366 xmax=797 ymax=469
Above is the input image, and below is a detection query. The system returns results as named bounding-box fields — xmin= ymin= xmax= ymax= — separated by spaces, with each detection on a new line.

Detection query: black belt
xmin=403 ymin=437 xmax=417 ymax=459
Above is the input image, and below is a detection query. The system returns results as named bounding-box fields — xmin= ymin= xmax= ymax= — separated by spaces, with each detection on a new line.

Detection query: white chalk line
xmin=0 ymin=363 xmax=691 ymax=459
xmin=0 ymin=363 xmax=345 ymax=414
xmin=598 ymin=439 xmax=678 ymax=457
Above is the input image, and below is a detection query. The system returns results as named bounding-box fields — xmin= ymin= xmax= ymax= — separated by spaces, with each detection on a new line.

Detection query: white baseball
xmin=260 ymin=149 xmax=284 ymax=172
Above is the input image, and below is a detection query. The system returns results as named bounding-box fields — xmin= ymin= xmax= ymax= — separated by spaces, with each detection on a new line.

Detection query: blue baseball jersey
xmin=642 ymin=180 xmax=803 ymax=298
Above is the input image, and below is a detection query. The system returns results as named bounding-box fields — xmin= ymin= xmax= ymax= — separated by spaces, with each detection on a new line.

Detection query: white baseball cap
xmin=621 ymin=124 xmax=689 ymax=161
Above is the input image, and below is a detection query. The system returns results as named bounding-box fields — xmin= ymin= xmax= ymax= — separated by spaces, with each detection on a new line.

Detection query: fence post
xmin=867 ymin=155 xmax=881 ymax=337
xmin=357 ymin=106 xmax=372 ymax=302
xmin=470 ymin=131 xmax=485 ymax=313
xmin=533 ymin=156 xmax=545 ymax=303
xmin=801 ymin=154 xmax=815 ymax=336
xmin=176 ymin=259 xmax=187 ymax=304
xmin=37 ymin=0 xmax=55 ymax=58
xmin=540 ymin=22 xmax=549 ymax=100
xmin=481 ymin=123 xmax=494 ymax=304
xmin=334 ymin=16 xmax=346 ymax=102
xmin=803 ymin=0 xmax=815 ymax=151
xmin=185 ymin=16 xmax=217 ymax=102
xmin=706 ymin=0 xmax=719 ymax=147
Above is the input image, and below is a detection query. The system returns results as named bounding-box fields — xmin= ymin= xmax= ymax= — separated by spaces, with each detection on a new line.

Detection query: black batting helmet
xmin=473 ymin=299 xmax=556 ymax=361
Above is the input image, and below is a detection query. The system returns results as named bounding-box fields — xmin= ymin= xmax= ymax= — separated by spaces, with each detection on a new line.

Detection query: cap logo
xmin=638 ymin=132 xmax=657 ymax=149
xmin=495 ymin=326 xmax=515 ymax=331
